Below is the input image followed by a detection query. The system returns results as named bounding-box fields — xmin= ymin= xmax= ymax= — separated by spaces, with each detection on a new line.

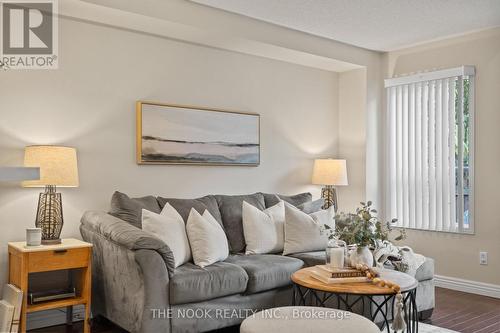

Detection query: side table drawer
xmin=28 ymin=247 xmax=90 ymax=273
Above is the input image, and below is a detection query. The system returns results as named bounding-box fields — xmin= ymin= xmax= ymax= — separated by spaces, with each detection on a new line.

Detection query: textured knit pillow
xmin=242 ymin=201 xmax=285 ymax=255
xmin=283 ymin=203 xmax=335 ymax=255
xmin=186 ymin=209 xmax=229 ymax=267
xmin=141 ymin=203 xmax=192 ymax=268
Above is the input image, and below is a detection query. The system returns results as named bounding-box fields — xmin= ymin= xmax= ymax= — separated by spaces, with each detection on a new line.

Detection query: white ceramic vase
xmin=349 ymin=246 xmax=374 ymax=267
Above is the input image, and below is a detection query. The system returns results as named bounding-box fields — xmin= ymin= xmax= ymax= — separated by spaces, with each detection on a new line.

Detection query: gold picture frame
xmin=136 ymin=101 xmax=260 ymax=166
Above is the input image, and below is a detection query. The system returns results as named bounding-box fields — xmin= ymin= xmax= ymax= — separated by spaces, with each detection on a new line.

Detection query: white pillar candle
xmin=26 ymin=228 xmax=42 ymax=246
xmin=329 ymin=247 xmax=345 ymax=268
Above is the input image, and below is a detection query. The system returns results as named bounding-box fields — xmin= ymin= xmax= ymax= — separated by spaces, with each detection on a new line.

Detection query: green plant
xmin=323 ymin=201 xmax=406 ymax=248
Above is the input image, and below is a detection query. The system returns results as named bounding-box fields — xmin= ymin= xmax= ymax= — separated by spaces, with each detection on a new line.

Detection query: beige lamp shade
xmin=312 ymin=159 xmax=348 ymax=186
xmin=23 ymin=146 xmax=79 ymax=187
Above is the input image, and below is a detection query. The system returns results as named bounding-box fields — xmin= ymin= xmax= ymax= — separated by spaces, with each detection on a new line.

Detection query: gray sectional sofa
xmin=80 ymin=192 xmax=435 ymax=333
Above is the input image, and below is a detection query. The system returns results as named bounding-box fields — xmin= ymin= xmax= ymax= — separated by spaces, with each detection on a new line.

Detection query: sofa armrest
xmin=135 ymin=249 xmax=171 ymax=333
xmin=81 ymin=212 xmax=172 ymax=333
xmin=415 ymin=257 xmax=434 ymax=282
xmin=81 ymin=211 xmax=175 ymax=278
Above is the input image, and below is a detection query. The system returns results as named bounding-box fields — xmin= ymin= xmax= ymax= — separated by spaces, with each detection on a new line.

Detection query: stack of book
xmin=310 ymin=265 xmax=371 ymax=284
xmin=0 ymin=284 xmax=23 ymax=333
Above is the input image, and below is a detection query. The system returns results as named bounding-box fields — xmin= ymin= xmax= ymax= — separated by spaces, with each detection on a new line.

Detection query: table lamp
xmin=22 ymin=146 xmax=79 ymax=244
xmin=312 ymin=159 xmax=348 ymax=211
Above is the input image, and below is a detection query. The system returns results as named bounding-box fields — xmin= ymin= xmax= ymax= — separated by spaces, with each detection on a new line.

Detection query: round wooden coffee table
xmin=291 ymin=267 xmax=419 ymax=333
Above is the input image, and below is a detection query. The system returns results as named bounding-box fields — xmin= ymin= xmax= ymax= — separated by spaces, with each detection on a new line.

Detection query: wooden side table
xmin=8 ymin=238 xmax=92 ymax=333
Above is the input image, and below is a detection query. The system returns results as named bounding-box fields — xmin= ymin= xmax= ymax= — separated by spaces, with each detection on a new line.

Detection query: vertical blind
xmin=385 ymin=66 xmax=475 ymax=233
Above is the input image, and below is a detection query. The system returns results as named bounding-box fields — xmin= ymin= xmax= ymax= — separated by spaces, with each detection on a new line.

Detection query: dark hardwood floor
xmin=30 ymin=288 xmax=500 ymax=333
xmin=429 ymin=288 xmax=500 ymax=332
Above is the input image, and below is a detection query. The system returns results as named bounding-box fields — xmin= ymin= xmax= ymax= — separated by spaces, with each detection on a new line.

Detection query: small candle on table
xmin=329 ymin=247 xmax=344 ymax=268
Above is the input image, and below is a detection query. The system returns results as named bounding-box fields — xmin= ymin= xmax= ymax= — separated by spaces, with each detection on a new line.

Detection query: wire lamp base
xmin=36 ymin=185 xmax=63 ymax=245
xmin=321 ymin=185 xmax=338 ymax=211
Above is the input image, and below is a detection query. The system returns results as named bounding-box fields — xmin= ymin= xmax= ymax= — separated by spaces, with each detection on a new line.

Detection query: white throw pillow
xmin=242 ymin=201 xmax=285 ymax=254
xmin=141 ymin=203 xmax=192 ymax=268
xmin=283 ymin=203 xmax=335 ymax=255
xmin=186 ymin=208 xmax=229 ymax=268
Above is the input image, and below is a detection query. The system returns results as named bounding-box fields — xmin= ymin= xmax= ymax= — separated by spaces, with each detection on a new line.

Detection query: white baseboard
xmin=27 ymin=305 xmax=85 ymax=330
xmin=435 ymin=274 xmax=500 ymax=299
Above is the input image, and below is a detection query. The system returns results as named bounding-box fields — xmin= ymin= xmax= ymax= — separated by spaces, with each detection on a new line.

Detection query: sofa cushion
xmin=215 ymin=193 xmax=266 ymax=253
xmin=415 ymin=257 xmax=434 ymax=281
xmin=157 ymin=195 xmax=223 ymax=226
xmin=261 ymin=192 xmax=312 ymax=208
xmin=288 ymin=251 xmax=326 ymax=267
xmin=109 ymin=191 xmax=161 ymax=229
xmin=225 ymin=254 xmax=304 ymax=294
xmin=169 ymin=262 xmax=248 ymax=305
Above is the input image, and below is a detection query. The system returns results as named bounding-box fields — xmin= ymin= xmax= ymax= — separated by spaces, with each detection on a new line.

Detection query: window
xmin=385 ymin=66 xmax=475 ymax=233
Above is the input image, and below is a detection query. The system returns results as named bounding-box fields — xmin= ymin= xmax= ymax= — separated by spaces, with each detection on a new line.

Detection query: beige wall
xmin=0 ymin=17 xmax=342 ymax=289
xmin=338 ymin=69 xmax=367 ymax=212
xmin=385 ymin=28 xmax=500 ymax=284
xmin=72 ymin=0 xmax=385 ymax=213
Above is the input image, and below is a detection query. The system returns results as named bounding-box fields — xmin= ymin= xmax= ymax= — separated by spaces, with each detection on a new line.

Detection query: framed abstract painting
xmin=136 ymin=101 xmax=260 ymax=166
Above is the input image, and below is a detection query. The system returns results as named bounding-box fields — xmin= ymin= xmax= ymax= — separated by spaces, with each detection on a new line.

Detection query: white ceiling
xmin=190 ymin=0 xmax=500 ymax=51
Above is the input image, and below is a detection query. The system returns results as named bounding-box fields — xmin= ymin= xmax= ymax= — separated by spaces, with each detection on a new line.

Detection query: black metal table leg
xmin=291 ymin=283 xmax=419 ymax=333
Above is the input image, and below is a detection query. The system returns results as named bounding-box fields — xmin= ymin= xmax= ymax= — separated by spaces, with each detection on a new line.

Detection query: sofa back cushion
xmin=109 ymin=191 xmax=161 ymax=229
xmin=215 ymin=193 xmax=266 ymax=253
xmin=157 ymin=195 xmax=223 ymax=226
xmin=261 ymin=192 xmax=312 ymax=208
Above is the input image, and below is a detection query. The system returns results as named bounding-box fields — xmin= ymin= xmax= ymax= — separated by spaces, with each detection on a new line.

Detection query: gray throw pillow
xmin=297 ymin=198 xmax=325 ymax=214
xmin=157 ymin=195 xmax=223 ymax=226
xmin=261 ymin=192 xmax=312 ymax=208
xmin=109 ymin=191 xmax=161 ymax=229
xmin=215 ymin=193 xmax=266 ymax=253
